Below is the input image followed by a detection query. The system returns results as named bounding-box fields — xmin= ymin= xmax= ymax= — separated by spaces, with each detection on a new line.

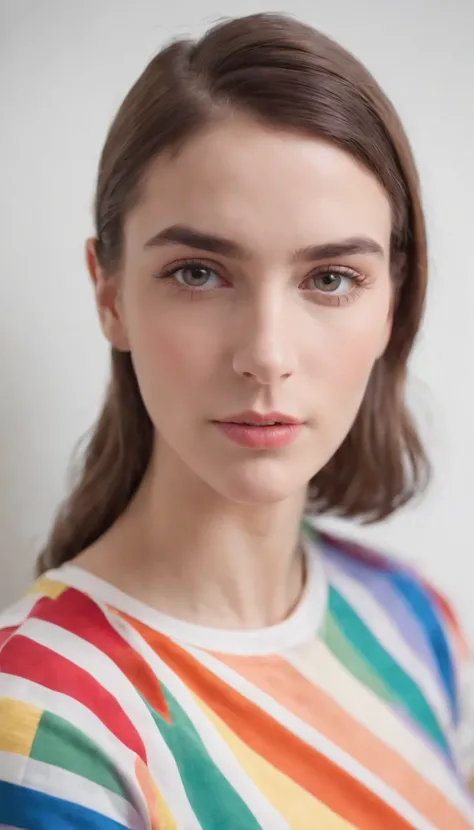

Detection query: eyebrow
xmin=144 ymin=224 xmax=385 ymax=262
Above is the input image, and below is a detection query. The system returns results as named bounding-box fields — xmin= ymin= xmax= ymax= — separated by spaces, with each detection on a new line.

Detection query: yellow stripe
xmin=0 ymin=698 xmax=43 ymax=756
xmin=135 ymin=757 xmax=179 ymax=830
xmin=25 ymin=578 xmax=68 ymax=600
xmin=193 ymin=695 xmax=355 ymax=830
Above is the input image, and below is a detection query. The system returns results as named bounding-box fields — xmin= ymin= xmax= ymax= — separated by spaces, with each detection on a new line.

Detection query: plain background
xmin=0 ymin=0 xmax=473 ymax=635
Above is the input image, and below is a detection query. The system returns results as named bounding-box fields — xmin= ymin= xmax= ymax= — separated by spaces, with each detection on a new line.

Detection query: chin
xmin=205 ymin=456 xmax=313 ymax=506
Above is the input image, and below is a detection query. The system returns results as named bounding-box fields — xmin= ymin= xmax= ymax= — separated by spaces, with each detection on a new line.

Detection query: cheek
xmin=126 ymin=301 xmax=218 ymax=403
xmin=307 ymin=302 xmax=390 ymax=405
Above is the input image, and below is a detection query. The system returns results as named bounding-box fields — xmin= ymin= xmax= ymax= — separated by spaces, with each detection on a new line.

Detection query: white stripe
xmin=0 ymin=596 xmax=41 ymax=631
xmin=458 ymin=660 xmax=474 ymax=775
xmin=0 ymin=750 xmax=142 ymax=828
xmin=284 ymin=639 xmax=474 ymax=819
xmin=325 ymin=560 xmax=453 ymax=731
xmin=106 ymin=609 xmax=291 ymax=830
xmin=18 ymin=617 xmax=202 ymax=830
xmin=186 ymin=646 xmax=439 ymax=830
xmin=0 ymin=673 xmax=150 ymax=823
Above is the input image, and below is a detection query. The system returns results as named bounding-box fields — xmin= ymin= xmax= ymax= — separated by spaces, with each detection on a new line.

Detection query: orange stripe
xmin=219 ymin=653 xmax=470 ymax=829
xmin=121 ymin=614 xmax=413 ymax=830
xmin=194 ymin=694 xmax=355 ymax=829
xmin=135 ymin=757 xmax=179 ymax=830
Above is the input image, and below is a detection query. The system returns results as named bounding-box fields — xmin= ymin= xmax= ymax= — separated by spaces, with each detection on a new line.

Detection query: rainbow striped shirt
xmin=0 ymin=524 xmax=473 ymax=829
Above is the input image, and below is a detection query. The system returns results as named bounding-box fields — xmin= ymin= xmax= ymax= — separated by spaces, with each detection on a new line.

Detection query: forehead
xmin=125 ymin=116 xmax=392 ymax=255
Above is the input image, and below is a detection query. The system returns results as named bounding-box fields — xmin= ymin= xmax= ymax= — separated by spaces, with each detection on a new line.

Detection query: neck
xmin=79 ymin=443 xmax=308 ymax=629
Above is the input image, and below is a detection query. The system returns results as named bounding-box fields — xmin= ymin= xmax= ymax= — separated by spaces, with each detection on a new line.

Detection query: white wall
xmin=1 ymin=0 xmax=473 ymax=636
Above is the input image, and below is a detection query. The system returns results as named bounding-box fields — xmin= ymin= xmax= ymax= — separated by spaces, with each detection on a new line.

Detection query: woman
xmin=0 ymin=12 xmax=472 ymax=829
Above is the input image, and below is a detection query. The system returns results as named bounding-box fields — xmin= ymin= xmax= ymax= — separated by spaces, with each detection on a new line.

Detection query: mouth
xmin=212 ymin=412 xmax=303 ymax=449
xmin=215 ymin=411 xmax=303 ymax=427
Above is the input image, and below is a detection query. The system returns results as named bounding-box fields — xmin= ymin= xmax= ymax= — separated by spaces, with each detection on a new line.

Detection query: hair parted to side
xmin=37 ymin=12 xmax=430 ymax=575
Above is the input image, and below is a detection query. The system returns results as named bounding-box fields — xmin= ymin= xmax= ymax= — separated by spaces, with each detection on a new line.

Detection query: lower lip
xmin=214 ymin=422 xmax=302 ymax=449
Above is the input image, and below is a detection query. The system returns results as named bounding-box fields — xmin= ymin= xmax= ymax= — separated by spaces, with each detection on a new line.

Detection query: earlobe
xmin=85 ymin=238 xmax=130 ymax=352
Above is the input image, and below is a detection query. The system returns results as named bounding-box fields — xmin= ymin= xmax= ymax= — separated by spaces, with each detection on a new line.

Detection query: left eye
xmin=173 ymin=265 xmax=220 ymax=289
xmin=305 ymin=271 xmax=354 ymax=295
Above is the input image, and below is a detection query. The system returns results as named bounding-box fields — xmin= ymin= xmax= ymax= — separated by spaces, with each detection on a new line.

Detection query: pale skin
xmin=77 ymin=115 xmax=393 ymax=629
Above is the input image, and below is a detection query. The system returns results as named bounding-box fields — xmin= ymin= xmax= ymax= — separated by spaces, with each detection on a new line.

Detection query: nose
xmin=232 ymin=294 xmax=296 ymax=385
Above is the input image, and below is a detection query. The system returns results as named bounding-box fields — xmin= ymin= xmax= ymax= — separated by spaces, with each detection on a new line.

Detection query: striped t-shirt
xmin=0 ymin=523 xmax=473 ymax=829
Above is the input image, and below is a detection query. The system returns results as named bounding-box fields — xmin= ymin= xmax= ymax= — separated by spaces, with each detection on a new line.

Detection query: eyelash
xmin=156 ymin=258 xmax=369 ymax=306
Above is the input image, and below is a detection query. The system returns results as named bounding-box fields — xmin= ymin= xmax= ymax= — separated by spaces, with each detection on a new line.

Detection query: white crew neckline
xmin=47 ymin=526 xmax=327 ymax=656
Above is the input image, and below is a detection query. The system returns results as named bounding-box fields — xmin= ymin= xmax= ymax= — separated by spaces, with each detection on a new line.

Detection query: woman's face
xmin=94 ymin=116 xmax=393 ymax=504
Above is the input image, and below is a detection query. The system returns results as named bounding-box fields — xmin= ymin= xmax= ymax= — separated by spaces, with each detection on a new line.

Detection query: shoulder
xmin=311 ymin=523 xmax=474 ymax=782
xmin=0 ymin=577 xmax=148 ymax=827
xmin=0 ymin=575 xmax=145 ymax=750
xmin=0 ymin=575 xmax=145 ymax=740
xmin=317 ymin=528 xmax=467 ymax=684
xmin=0 ymin=574 xmax=123 ymax=687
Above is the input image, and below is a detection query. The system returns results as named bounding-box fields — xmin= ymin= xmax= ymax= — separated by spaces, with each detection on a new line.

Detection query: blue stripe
xmin=0 ymin=781 xmax=130 ymax=830
xmin=317 ymin=524 xmax=459 ymax=724
xmin=387 ymin=568 xmax=457 ymax=722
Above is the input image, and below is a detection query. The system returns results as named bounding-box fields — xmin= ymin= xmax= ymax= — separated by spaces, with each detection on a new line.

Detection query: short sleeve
xmin=0 ymin=632 xmax=145 ymax=829
xmin=0 ymin=699 xmax=144 ymax=829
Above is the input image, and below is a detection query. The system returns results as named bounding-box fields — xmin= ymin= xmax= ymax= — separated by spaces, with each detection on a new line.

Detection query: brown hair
xmin=37 ymin=12 xmax=429 ymax=574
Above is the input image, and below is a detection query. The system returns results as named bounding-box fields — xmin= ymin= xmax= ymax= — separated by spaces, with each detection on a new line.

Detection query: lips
xmin=217 ymin=411 xmax=302 ymax=426
xmin=242 ymin=421 xmax=281 ymax=426
xmin=213 ymin=411 xmax=303 ymax=449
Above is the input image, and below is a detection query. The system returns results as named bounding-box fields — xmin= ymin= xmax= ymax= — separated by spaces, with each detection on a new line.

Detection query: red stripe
xmin=423 ymin=582 xmax=469 ymax=657
xmin=29 ymin=589 xmax=169 ymax=722
xmin=424 ymin=583 xmax=459 ymax=631
xmin=320 ymin=532 xmax=389 ymax=570
xmin=0 ymin=626 xmax=18 ymax=649
xmin=0 ymin=631 xmax=146 ymax=761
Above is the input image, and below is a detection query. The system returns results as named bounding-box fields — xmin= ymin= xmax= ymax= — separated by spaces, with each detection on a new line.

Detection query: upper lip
xmin=216 ymin=411 xmax=302 ymax=425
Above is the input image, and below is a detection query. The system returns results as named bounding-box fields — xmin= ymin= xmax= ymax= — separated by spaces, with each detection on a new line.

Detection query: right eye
xmin=167 ymin=263 xmax=223 ymax=290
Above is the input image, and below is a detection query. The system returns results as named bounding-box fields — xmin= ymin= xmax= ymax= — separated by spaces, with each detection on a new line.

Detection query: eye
xmin=303 ymin=268 xmax=358 ymax=296
xmin=171 ymin=264 xmax=221 ymax=290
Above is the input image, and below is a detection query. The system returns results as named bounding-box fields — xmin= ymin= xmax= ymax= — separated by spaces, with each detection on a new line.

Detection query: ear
xmin=86 ymin=238 xmax=130 ymax=352
xmin=376 ymin=286 xmax=396 ymax=358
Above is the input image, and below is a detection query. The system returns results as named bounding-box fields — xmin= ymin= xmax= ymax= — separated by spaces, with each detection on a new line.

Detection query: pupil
xmin=186 ymin=266 xmax=208 ymax=284
xmin=319 ymin=272 xmax=341 ymax=291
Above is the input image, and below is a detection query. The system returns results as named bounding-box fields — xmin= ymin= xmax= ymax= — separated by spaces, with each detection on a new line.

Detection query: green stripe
xmin=326 ymin=586 xmax=448 ymax=750
xmin=145 ymin=688 xmax=262 ymax=829
xmin=302 ymin=518 xmax=321 ymax=548
xmin=324 ymin=610 xmax=396 ymax=703
xmin=30 ymin=711 xmax=127 ymax=799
